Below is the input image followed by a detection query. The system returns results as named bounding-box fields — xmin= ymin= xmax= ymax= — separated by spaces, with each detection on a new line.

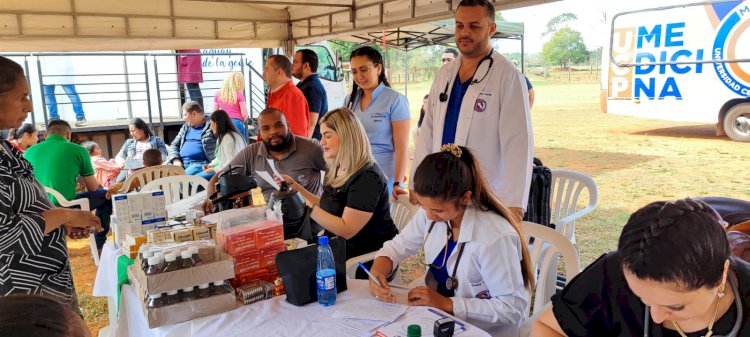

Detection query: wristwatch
xmin=393 ymin=181 xmax=405 ymax=189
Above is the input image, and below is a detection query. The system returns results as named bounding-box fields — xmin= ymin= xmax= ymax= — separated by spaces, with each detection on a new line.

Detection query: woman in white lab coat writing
xmin=369 ymin=144 xmax=534 ymax=336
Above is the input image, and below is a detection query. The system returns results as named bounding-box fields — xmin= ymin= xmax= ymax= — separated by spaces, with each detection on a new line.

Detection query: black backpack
xmin=523 ymin=157 xmax=552 ymax=229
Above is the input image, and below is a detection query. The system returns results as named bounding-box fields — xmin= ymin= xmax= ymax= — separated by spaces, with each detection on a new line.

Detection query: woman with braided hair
xmin=369 ymin=144 xmax=534 ymax=337
xmin=532 ymin=198 xmax=750 ymax=337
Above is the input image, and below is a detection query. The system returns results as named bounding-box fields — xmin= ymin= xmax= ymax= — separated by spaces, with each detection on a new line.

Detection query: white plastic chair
xmin=141 ymin=175 xmax=209 ymax=205
xmin=43 ymin=186 xmax=100 ymax=266
xmin=390 ymin=194 xmax=420 ymax=232
xmin=345 ymin=195 xmax=421 ymax=279
xmin=521 ymin=221 xmax=580 ymax=315
xmin=110 ymin=165 xmax=186 ymax=195
xmin=550 ymin=169 xmax=598 ymax=242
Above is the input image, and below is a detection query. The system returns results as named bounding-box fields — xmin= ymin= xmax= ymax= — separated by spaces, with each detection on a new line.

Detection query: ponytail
xmin=413 ymin=144 xmax=535 ymax=290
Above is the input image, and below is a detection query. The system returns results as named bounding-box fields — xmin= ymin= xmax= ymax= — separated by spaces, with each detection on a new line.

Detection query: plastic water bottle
xmin=316 ymin=235 xmax=336 ymax=306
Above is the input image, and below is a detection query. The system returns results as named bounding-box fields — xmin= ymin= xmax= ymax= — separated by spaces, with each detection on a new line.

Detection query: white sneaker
xmin=75 ymin=119 xmax=87 ymax=127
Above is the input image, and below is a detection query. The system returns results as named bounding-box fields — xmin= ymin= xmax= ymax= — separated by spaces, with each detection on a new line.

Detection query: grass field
xmin=394 ymin=79 xmax=750 ymax=265
xmin=74 ymin=78 xmax=750 ymax=335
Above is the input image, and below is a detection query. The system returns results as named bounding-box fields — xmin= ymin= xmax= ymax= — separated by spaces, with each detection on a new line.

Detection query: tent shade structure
xmin=0 ymin=0 xmax=552 ymax=51
xmin=333 ymin=19 xmax=523 ymax=51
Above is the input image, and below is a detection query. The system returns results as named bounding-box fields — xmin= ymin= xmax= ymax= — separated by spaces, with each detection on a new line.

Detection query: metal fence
xmin=3 ymin=52 xmax=267 ymax=135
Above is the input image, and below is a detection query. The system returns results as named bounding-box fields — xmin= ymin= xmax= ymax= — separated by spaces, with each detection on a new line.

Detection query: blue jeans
xmin=182 ymin=83 xmax=204 ymax=109
xmin=43 ymin=85 xmax=85 ymax=121
xmin=232 ymin=118 xmax=248 ymax=141
xmin=184 ymin=161 xmax=215 ymax=181
xmin=75 ymin=188 xmax=112 ymax=250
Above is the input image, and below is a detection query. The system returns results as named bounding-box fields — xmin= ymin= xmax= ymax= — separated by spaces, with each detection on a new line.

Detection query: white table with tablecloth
xmin=114 ymin=279 xmax=491 ymax=337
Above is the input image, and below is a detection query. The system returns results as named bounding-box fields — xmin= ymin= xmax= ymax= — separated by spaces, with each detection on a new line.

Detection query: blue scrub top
xmin=442 ymin=75 xmax=472 ymax=145
xmin=345 ymin=82 xmax=410 ymax=181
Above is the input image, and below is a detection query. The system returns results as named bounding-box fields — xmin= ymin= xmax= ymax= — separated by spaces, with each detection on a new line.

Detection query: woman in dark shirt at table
xmin=532 ymin=197 xmax=750 ymax=337
xmin=278 ymin=108 xmax=398 ymax=260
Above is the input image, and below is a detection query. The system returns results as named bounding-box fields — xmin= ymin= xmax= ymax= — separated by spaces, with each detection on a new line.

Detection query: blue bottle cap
xmin=317 ymin=235 xmax=329 ymax=245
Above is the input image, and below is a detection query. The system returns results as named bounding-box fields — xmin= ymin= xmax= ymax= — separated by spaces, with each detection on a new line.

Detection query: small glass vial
xmin=189 ymin=246 xmax=203 ymax=266
xmin=162 ymin=253 xmax=180 ymax=273
xmin=211 ymin=280 xmax=231 ymax=296
xmin=145 ymin=256 xmax=163 ymax=276
xmin=182 ymin=286 xmax=196 ymax=302
xmin=146 ymin=293 xmax=164 ymax=309
xmin=196 ymin=283 xmax=211 ymax=299
xmin=163 ymin=289 xmax=181 ymax=306
xmin=141 ymin=250 xmax=154 ymax=271
xmin=154 ymin=252 xmax=165 ymax=265
xmin=180 ymin=250 xmax=194 ymax=269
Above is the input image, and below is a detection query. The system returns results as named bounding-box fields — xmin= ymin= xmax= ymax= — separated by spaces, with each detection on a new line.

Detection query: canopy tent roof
xmin=0 ymin=0 xmax=551 ymax=52
xmin=334 ymin=19 xmax=523 ymax=51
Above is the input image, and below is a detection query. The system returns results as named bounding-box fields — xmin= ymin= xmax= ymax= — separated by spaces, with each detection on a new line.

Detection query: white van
xmin=601 ymin=1 xmax=750 ymax=141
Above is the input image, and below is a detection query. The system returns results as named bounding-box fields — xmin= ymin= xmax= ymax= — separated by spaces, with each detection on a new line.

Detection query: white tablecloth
xmin=93 ymin=243 xmax=120 ymax=298
xmin=116 ymin=279 xmax=491 ymax=337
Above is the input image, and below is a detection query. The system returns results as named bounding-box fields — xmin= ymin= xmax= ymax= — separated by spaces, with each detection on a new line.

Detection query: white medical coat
xmin=375 ymin=207 xmax=529 ymax=337
xmin=412 ymin=51 xmax=533 ymax=210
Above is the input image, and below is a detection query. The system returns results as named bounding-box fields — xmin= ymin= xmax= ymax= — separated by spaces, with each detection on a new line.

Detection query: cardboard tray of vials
xmin=128 ymin=249 xmax=235 ymax=295
xmin=130 ymin=272 xmax=240 ymax=328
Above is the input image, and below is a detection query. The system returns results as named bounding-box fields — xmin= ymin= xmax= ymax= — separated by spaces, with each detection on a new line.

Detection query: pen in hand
xmin=359 ymin=262 xmax=396 ymax=302
xmin=359 ymin=262 xmax=385 ymax=287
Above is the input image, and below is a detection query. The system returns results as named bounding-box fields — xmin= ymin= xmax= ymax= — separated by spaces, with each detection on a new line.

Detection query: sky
xmin=496 ymin=0 xmax=699 ymax=54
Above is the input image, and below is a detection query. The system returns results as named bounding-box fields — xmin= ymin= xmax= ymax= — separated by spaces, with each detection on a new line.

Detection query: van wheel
xmin=723 ymin=103 xmax=750 ymax=142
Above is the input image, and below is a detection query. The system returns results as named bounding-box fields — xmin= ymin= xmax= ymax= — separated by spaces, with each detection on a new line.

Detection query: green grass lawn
xmin=392 ymin=78 xmax=748 ymax=267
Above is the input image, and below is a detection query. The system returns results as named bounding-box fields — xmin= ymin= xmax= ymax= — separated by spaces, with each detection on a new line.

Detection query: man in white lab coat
xmin=399 ymin=0 xmax=533 ymax=221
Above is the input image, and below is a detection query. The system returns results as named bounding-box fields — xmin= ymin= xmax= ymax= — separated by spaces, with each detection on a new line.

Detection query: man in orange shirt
xmin=263 ymin=55 xmax=310 ymax=137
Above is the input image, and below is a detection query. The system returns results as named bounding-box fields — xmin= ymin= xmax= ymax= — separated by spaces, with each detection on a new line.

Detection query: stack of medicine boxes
xmin=112 ymin=190 xmax=168 ymax=257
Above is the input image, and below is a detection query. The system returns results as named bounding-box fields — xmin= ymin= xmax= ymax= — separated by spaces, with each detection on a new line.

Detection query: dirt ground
xmin=73 ymin=79 xmax=750 ymax=335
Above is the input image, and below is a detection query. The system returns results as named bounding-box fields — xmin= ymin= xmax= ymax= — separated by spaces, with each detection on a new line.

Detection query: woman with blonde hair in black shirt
xmin=277 ymin=107 xmax=398 ymax=263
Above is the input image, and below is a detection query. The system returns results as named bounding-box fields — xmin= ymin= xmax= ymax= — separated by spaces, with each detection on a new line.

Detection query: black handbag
xmin=524 ymin=157 xmax=553 ymax=228
xmin=275 ymin=237 xmax=348 ymax=306
xmin=208 ymin=165 xmax=257 ymax=212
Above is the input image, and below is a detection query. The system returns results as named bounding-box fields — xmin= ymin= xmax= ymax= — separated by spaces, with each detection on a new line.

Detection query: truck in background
xmin=602 ymin=1 xmax=750 ymax=141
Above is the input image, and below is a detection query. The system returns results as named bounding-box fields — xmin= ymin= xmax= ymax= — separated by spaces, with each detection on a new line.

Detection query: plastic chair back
xmin=550 ymin=169 xmax=598 ymax=241
xmin=521 ymin=221 xmax=580 ymax=315
xmin=113 ymin=165 xmax=186 ymax=195
xmin=141 ymin=175 xmax=208 ymax=204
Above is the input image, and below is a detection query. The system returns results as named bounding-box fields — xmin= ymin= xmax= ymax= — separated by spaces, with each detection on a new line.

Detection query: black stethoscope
xmin=439 ymin=48 xmax=495 ymax=102
xmin=425 ymin=221 xmax=466 ymax=292
xmin=642 ymin=273 xmax=742 ymax=337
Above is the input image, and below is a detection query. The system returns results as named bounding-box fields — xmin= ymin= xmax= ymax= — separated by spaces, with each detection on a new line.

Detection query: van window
xmin=299 ymin=45 xmax=337 ymax=82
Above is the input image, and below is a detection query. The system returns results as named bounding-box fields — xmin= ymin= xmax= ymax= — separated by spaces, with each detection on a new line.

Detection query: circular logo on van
xmin=712 ymin=5 xmax=750 ymax=96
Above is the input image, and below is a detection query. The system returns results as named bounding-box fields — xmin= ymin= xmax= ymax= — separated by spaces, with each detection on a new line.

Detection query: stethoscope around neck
xmin=438 ymin=48 xmax=495 ymax=102
xmin=424 ymin=220 xmax=466 ymax=292
xmin=642 ymin=273 xmax=742 ymax=337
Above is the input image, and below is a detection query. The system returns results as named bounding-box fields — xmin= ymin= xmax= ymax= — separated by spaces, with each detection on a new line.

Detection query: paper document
xmin=331 ymin=317 xmax=389 ymax=337
xmin=266 ymin=158 xmax=282 ymax=178
xmin=333 ymin=299 xmax=408 ymax=323
xmin=255 ymin=170 xmax=280 ymax=190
